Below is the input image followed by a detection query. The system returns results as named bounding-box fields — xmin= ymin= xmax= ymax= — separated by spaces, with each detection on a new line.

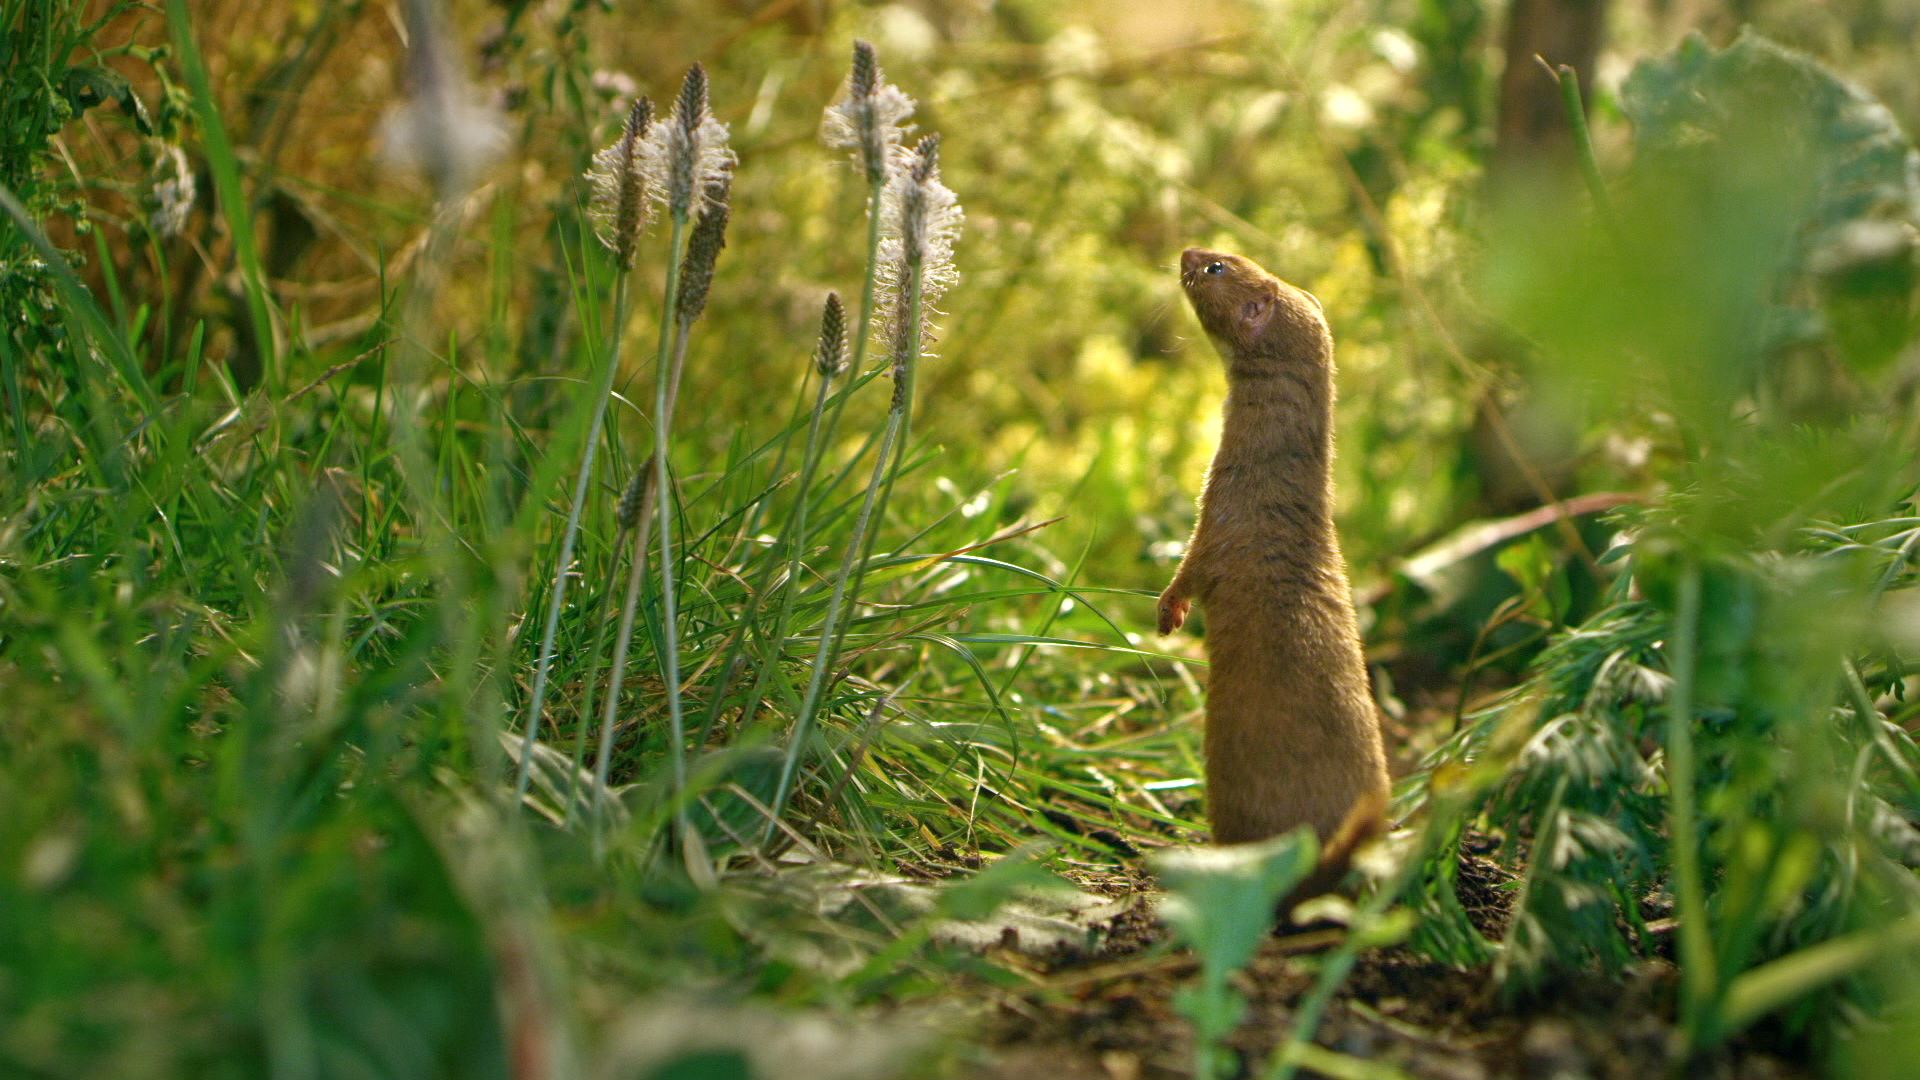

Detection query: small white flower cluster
xmin=149 ymin=143 xmax=195 ymax=238
xmin=823 ymin=58 xmax=915 ymax=189
xmin=823 ymin=82 xmax=913 ymax=165
xmin=586 ymin=99 xmax=652 ymax=268
xmin=818 ymin=41 xmax=960 ymax=369
xmin=590 ymin=69 xmax=639 ymax=103
xmin=586 ymin=137 xmax=638 ymax=247
xmin=583 ymin=65 xmax=735 ymax=267
xmin=876 ymin=137 xmax=963 ymax=355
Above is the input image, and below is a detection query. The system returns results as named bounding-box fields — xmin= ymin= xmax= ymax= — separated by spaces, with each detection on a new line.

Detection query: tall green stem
xmin=563 ymin=521 xmax=625 ymax=822
xmin=1550 ymin=62 xmax=1618 ymax=234
xmin=517 ymin=273 xmax=629 ymax=802
xmin=166 ymin=0 xmax=278 ymax=392
xmin=653 ymin=216 xmax=693 ymax=841
xmin=829 ymin=340 xmax=916 ymax=665
xmin=813 ymin=187 xmax=888 ymax=505
xmin=733 ymin=368 xmax=838 ymax=735
xmin=765 ymin=216 xmax=921 ymax=839
xmin=595 ymin=491 xmax=652 ymax=845
xmin=1668 ymin=564 xmax=1718 ymax=1048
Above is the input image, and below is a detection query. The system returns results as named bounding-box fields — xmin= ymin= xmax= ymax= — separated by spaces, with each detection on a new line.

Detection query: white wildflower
xmin=585 ymin=97 xmax=654 ymax=269
xmin=640 ymin=64 xmax=735 ymax=222
xmin=149 ymin=143 xmax=195 ymax=238
xmin=590 ymin=69 xmax=639 ymax=102
xmin=877 ymin=135 xmax=963 ymax=362
xmin=822 ymin=40 xmax=915 ymax=187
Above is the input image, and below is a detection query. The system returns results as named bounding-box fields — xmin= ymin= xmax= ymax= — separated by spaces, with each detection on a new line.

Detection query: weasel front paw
xmin=1157 ymin=589 xmax=1191 ymax=635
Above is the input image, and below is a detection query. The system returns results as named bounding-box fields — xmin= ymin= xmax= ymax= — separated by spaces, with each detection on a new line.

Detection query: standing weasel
xmin=1160 ymin=248 xmax=1390 ymax=882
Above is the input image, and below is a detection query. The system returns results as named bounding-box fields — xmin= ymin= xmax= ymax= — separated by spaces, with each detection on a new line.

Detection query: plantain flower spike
xmin=814 ymin=292 xmax=848 ymax=378
xmin=877 ymin=134 xmax=963 ymax=372
xmin=616 ymin=467 xmax=649 ymax=531
xmin=675 ymin=171 xmax=733 ymax=326
xmin=586 ymin=97 xmax=655 ymax=270
xmin=379 ymin=0 xmax=506 ymax=194
xmin=823 ymin=40 xmax=915 ymax=188
xmin=642 ymin=63 xmax=735 ymax=223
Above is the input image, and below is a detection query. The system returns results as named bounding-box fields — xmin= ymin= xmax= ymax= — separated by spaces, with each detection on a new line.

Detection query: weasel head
xmin=1180 ymin=248 xmax=1330 ymax=373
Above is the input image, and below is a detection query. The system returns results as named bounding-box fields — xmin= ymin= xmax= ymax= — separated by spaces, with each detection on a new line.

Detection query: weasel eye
xmin=1204 ymin=261 xmax=1225 ymax=275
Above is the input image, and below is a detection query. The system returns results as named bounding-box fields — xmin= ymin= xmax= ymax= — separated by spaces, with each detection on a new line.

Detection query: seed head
xmin=877 ymin=134 xmax=963 ymax=369
xmin=850 ymin=40 xmax=877 ymax=99
xmin=378 ymin=0 xmax=506 ymax=193
xmin=642 ymin=63 xmax=735 ymax=222
xmin=586 ymin=97 xmax=655 ymax=269
xmin=814 ymin=293 xmax=848 ymax=378
xmin=822 ymin=40 xmax=915 ymax=188
xmin=616 ymin=467 xmax=650 ymax=531
xmin=675 ymin=171 xmax=732 ymax=325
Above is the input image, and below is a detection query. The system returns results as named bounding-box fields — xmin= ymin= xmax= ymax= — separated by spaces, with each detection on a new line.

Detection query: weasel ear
xmin=1238 ymin=294 xmax=1275 ymax=338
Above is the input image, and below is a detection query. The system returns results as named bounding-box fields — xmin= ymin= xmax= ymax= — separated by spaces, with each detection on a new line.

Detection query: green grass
xmin=2 ymin=11 xmax=1192 ymax=1071
xmin=6 ymin=3 xmax=1920 ymax=1077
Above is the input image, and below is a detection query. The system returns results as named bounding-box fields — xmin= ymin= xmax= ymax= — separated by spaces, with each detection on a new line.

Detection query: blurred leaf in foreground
xmin=1153 ymin=832 xmax=1319 ymax=1079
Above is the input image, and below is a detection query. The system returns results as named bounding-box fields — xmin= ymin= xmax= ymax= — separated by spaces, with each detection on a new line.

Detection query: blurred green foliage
xmin=1411 ymin=24 xmax=1920 ymax=1059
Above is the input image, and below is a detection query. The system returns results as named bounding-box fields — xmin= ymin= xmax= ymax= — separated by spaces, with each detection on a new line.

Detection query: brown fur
xmin=1160 ymin=248 xmax=1392 ymax=890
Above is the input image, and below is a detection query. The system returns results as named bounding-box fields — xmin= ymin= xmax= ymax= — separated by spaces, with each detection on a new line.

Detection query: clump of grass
xmin=478 ymin=33 xmax=1169 ymax=888
xmin=633 ymin=63 xmax=735 ymax=843
xmin=766 ymin=53 xmax=962 ymax=832
xmin=512 ymin=39 xmax=993 ymax=857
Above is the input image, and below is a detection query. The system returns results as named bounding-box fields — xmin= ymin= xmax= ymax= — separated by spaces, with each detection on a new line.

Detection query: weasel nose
xmin=1181 ymin=248 xmax=1211 ymax=276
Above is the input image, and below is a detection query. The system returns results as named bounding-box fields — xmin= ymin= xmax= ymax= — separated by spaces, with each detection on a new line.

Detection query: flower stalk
xmin=518 ymin=96 xmax=654 ymax=803
xmin=592 ymin=466 xmax=653 ymax=838
xmin=1668 ymin=564 xmax=1719 ymax=1047
xmin=558 ymin=463 xmax=644 ymax=822
xmin=811 ymin=40 xmax=915 ymax=464
xmin=616 ymin=64 xmax=732 ymax=845
xmin=586 ymin=158 xmax=734 ymax=839
xmin=834 ymin=134 xmax=958 ymax=657
xmin=727 ymin=294 xmax=850 ymax=743
xmin=766 ymin=131 xmax=958 ymax=838
xmin=743 ymin=42 xmax=912 ymax=833
xmin=824 ymin=40 xmax=915 ymax=189
xmin=589 ymin=97 xmax=656 ymax=270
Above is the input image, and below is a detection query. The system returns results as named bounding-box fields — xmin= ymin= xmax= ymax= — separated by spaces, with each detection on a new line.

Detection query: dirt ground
xmin=968 ymin=841 xmax=1811 ymax=1080
xmin=967 ymin=837 xmax=1820 ymax=1076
